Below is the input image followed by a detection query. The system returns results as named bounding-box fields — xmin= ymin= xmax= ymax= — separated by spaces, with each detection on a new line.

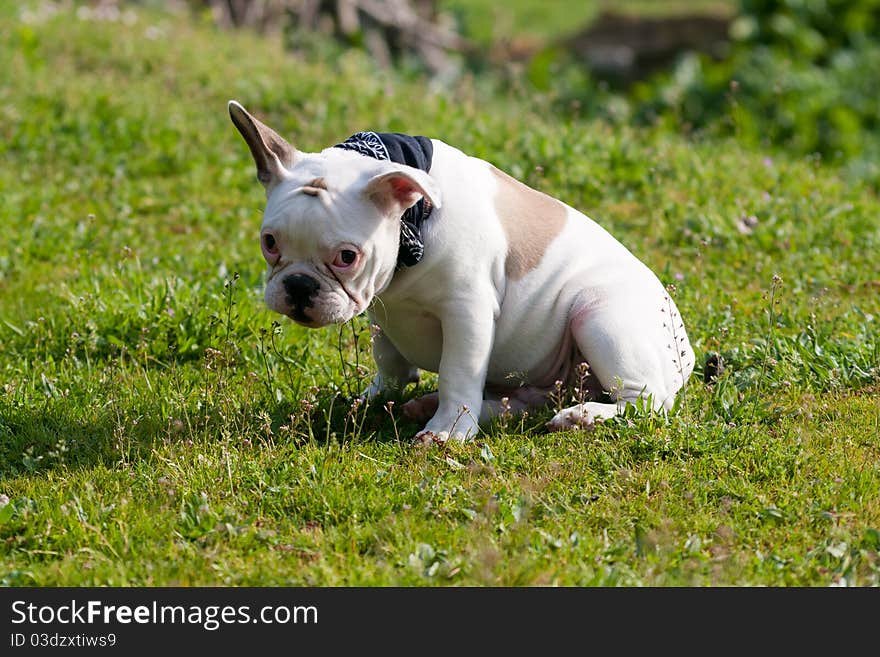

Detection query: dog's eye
xmin=261 ymin=232 xmax=280 ymax=264
xmin=332 ymin=249 xmax=358 ymax=268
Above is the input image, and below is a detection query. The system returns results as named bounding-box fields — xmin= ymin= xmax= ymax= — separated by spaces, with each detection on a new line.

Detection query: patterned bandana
xmin=334 ymin=131 xmax=434 ymax=269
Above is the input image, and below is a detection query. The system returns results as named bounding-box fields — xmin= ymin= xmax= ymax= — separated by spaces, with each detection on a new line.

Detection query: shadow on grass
xmin=264 ymin=390 xmax=426 ymax=446
xmin=0 ymin=401 xmax=169 ymax=480
xmin=0 ymin=387 xmax=433 ymax=481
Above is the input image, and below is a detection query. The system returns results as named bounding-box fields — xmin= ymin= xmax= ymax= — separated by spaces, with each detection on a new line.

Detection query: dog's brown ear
xmin=228 ymin=100 xmax=296 ymax=192
xmin=364 ymin=165 xmax=442 ymax=218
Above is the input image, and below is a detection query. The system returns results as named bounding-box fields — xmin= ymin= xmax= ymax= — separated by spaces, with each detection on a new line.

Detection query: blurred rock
xmin=563 ymin=11 xmax=732 ymax=83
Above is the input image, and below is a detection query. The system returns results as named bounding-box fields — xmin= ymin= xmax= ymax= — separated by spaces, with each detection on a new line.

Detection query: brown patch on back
xmin=491 ymin=166 xmax=567 ymax=279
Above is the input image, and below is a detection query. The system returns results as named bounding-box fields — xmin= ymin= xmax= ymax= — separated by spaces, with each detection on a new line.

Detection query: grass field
xmin=0 ymin=2 xmax=878 ymax=586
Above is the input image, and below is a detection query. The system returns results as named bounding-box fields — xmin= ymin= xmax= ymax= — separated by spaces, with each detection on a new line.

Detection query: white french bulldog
xmin=229 ymin=101 xmax=695 ymax=443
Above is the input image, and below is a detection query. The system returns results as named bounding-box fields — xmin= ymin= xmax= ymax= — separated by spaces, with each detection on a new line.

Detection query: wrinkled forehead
xmin=261 ymin=151 xmax=385 ymax=243
xmin=277 ymin=148 xmax=377 ymax=192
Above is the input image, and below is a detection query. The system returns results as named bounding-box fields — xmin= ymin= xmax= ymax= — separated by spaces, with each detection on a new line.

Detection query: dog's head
xmin=228 ymin=101 xmax=440 ymax=327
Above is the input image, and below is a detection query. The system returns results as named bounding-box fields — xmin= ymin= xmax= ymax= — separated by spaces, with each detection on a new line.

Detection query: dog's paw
xmin=411 ymin=404 xmax=480 ymax=445
xmin=412 ymin=429 xmax=472 ymax=446
xmin=402 ymin=392 xmax=439 ymax=423
xmin=412 ymin=430 xmax=445 ymax=446
xmin=546 ymin=405 xmax=603 ymax=432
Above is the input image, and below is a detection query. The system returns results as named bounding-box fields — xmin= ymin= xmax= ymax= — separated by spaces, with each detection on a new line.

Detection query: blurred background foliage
xmin=507 ymin=0 xmax=880 ymax=185
xmin=16 ymin=0 xmax=880 ymax=185
xmin=213 ymin=0 xmax=880 ymax=185
xmin=628 ymin=0 xmax=880 ymax=184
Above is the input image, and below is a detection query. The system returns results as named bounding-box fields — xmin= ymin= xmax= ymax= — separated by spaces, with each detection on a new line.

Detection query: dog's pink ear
xmin=228 ymin=100 xmax=296 ymax=192
xmin=364 ymin=166 xmax=441 ymax=218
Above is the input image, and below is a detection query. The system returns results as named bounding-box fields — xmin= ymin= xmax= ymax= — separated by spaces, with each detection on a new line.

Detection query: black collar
xmin=334 ymin=131 xmax=434 ymax=269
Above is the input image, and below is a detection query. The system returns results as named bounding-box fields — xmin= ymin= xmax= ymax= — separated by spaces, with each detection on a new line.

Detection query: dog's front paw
xmin=412 ymin=429 xmax=472 ymax=446
xmin=412 ymin=409 xmax=480 ymax=445
xmin=413 ymin=430 xmax=446 ymax=446
xmin=546 ymin=404 xmax=604 ymax=432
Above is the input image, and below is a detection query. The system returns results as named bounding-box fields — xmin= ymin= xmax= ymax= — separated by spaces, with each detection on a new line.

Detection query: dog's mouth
xmin=286 ymin=309 xmax=357 ymax=329
xmin=282 ymin=292 xmax=365 ymax=328
xmin=287 ymin=308 xmax=319 ymax=327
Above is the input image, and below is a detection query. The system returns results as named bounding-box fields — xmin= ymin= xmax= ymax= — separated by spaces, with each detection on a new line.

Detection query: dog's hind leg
xmin=547 ymin=290 xmax=694 ymax=431
xmin=479 ymin=385 xmax=551 ymax=423
xmin=401 ymin=392 xmax=439 ymax=422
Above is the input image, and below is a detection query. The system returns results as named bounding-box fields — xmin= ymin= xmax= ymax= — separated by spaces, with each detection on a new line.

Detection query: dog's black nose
xmin=283 ymin=273 xmax=320 ymax=320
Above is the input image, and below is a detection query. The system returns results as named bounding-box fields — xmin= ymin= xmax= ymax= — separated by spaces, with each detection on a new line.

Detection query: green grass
xmin=0 ymin=2 xmax=878 ymax=586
